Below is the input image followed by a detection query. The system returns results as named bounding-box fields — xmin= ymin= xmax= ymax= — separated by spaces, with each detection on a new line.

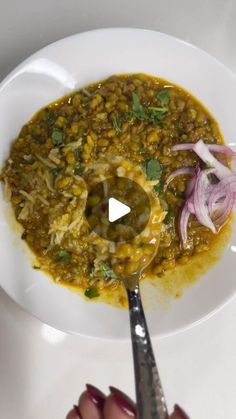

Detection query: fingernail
xmin=86 ymin=384 xmax=106 ymax=411
xmin=174 ymin=404 xmax=190 ymax=419
xmin=109 ymin=386 xmax=136 ymax=416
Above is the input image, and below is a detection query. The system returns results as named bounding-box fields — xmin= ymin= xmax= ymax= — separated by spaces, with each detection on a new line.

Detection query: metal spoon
xmin=125 ymin=248 xmax=168 ymax=419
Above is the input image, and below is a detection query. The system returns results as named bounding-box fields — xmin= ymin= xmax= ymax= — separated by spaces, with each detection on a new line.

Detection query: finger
xmin=169 ymin=404 xmax=190 ymax=419
xmin=66 ymin=405 xmax=82 ymax=419
xmin=103 ymin=387 xmax=136 ymax=419
xmin=79 ymin=385 xmax=106 ymax=419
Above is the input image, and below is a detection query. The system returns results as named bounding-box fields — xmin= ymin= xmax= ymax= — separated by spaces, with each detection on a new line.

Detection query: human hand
xmin=66 ymin=385 xmax=189 ymax=418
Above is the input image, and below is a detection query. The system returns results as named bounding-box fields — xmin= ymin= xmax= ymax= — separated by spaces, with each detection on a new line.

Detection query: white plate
xmin=0 ymin=28 xmax=236 ymax=339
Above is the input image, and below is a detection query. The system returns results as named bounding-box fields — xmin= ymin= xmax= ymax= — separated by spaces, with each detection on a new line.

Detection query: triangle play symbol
xmin=108 ymin=197 xmax=131 ymax=223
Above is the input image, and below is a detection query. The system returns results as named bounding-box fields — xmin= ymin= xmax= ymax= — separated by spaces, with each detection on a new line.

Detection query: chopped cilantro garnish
xmin=164 ymin=206 xmax=174 ymax=225
xmin=112 ymin=117 xmax=122 ymax=134
xmin=46 ymin=108 xmax=56 ymax=123
xmin=131 ymin=92 xmax=147 ymax=120
xmin=33 ymin=265 xmax=40 ymax=270
xmin=137 ymin=242 xmax=145 ymax=248
xmin=74 ymin=165 xmax=84 ymax=176
xmin=51 ymin=168 xmax=62 ymax=178
xmin=124 ymin=111 xmax=134 ymax=122
xmin=125 ymin=92 xmax=168 ymax=124
xmin=84 ymin=287 xmax=100 ymax=299
xmin=98 ymin=262 xmax=122 ymax=280
xmin=141 ymin=158 xmax=163 ymax=181
xmin=74 ymin=148 xmax=81 ymax=161
xmin=56 ymin=250 xmax=71 ymax=262
xmin=153 ymin=179 xmax=164 ymax=196
xmin=157 ymin=89 xmax=170 ymax=106
xmin=139 ymin=147 xmax=147 ymax=155
xmin=146 ymin=107 xmax=168 ymax=123
xmin=51 ymin=128 xmax=64 ymax=145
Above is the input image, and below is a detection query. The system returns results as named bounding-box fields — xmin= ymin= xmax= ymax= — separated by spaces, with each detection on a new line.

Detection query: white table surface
xmin=1 ymin=1 xmax=236 ymax=418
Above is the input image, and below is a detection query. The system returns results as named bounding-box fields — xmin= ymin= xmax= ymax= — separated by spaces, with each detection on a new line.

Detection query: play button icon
xmin=108 ymin=198 xmax=131 ymax=222
xmin=85 ymin=177 xmax=151 ymax=242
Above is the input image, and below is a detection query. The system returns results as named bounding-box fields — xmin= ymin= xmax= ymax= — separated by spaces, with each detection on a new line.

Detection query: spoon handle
xmin=127 ymin=286 xmax=168 ymax=419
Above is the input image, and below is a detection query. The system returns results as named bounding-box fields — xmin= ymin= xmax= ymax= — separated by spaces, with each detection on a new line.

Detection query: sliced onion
xmin=208 ymin=174 xmax=236 ymax=213
xmin=193 ymin=140 xmax=232 ymax=179
xmin=172 ymin=143 xmax=198 ymax=151
xmin=193 ymin=168 xmax=216 ymax=233
xmin=185 ymin=176 xmax=196 ymax=198
xmin=172 ymin=141 xmax=236 ymax=241
xmin=212 ymin=190 xmax=234 ymax=226
xmin=172 ymin=142 xmax=236 ymax=156
xmin=184 ymin=166 xmax=203 ymax=198
xmin=207 ymin=144 xmax=236 ymax=156
xmin=187 ymin=198 xmax=195 ymax=214
xmin=165 ymin=167 xmax=194 ymax=189
xmin=179 ymin=201 xmax=191 ymax=247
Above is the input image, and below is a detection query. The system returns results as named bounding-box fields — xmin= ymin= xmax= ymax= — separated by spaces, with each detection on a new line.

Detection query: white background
xmin=0 ymin=1 xmax=236 ymax=418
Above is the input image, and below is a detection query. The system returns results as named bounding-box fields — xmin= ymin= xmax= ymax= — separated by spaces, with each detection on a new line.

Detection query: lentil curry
xmin=1 ymin=74 xmax=232 ymax=306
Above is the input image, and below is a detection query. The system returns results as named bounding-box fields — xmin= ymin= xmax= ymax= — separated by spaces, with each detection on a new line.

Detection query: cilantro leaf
xmin=112 ymin=117 xmax=122 ymax=134
xmin=84 ymin=287 xmax=100 ymax=299
xmin=51 ymin=128 xmax=64 ymax=145
xmin=146 ymin=107 xmax=168 ymax=123
xmin=74 ymin=165 xmax=84 ymax=176
xmin=56 ymin=250 xmax=71 ymax=262
xmin=45 ymin=108 xmax=56 ymax=124
xmin=137 ymin=242 xmax=145 ymax=248
xmin=51 ymin=168 xmax=62 ymax=178
xmin=131 ymin=92 xmax=147 ymax=120
xmin=98 ymin=262 xmax=122 ymax=280
xmin=139 ymin=147 xmax=147 ymax=156
xmin=141 ymin=158 xmax=163 ymax=180
xmin=157 ymin=89 xmax=170 ymax=106
xmin=153 ymin=179 xmax=164 ymax=196
xmin=125 ymin=92 xmax=168 ymax=124
xmin=164 ymin=206 xmax=174 ymax=225
xmin=74 ymin=148 xmax=81 ymax=162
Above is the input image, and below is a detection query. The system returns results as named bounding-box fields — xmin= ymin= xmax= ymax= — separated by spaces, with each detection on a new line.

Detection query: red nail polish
xmin=86 ymin=384 xmax=106 ymax=411
xmin=109 ymin=386 xmax=136 ymax=416
xmin=174 ymin=404 xmax=190 ymax=419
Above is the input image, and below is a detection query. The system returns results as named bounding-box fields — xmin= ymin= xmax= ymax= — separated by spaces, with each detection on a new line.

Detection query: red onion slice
xmin=165 ymin=167 xmax=194 ymax=190
xmin=179 ymin=201 xmax=191 ymax=247
xmin=208 ymin=175 xmax=236 ymax=213
xmin=185 ymin=175 xmax=196 ymax=198
xmin=193 ymin=140 xmax=232 ymax=179
xmin=171 ymin=140 xmax=236 ymax=240
xmin=187 ymin=198 xmax=195 ymax=214
xmin=212 ymin=190 xmax=234 ymax=227
xmin=193 ymin=168 xmax=216 ymax=233
xmin=172 ymin=142 xmax=236 ymax=156
xmin=207 ymin=144 xmax=236 ymax=156
xmin=171 ymin=143 xmax=197 ymax=151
